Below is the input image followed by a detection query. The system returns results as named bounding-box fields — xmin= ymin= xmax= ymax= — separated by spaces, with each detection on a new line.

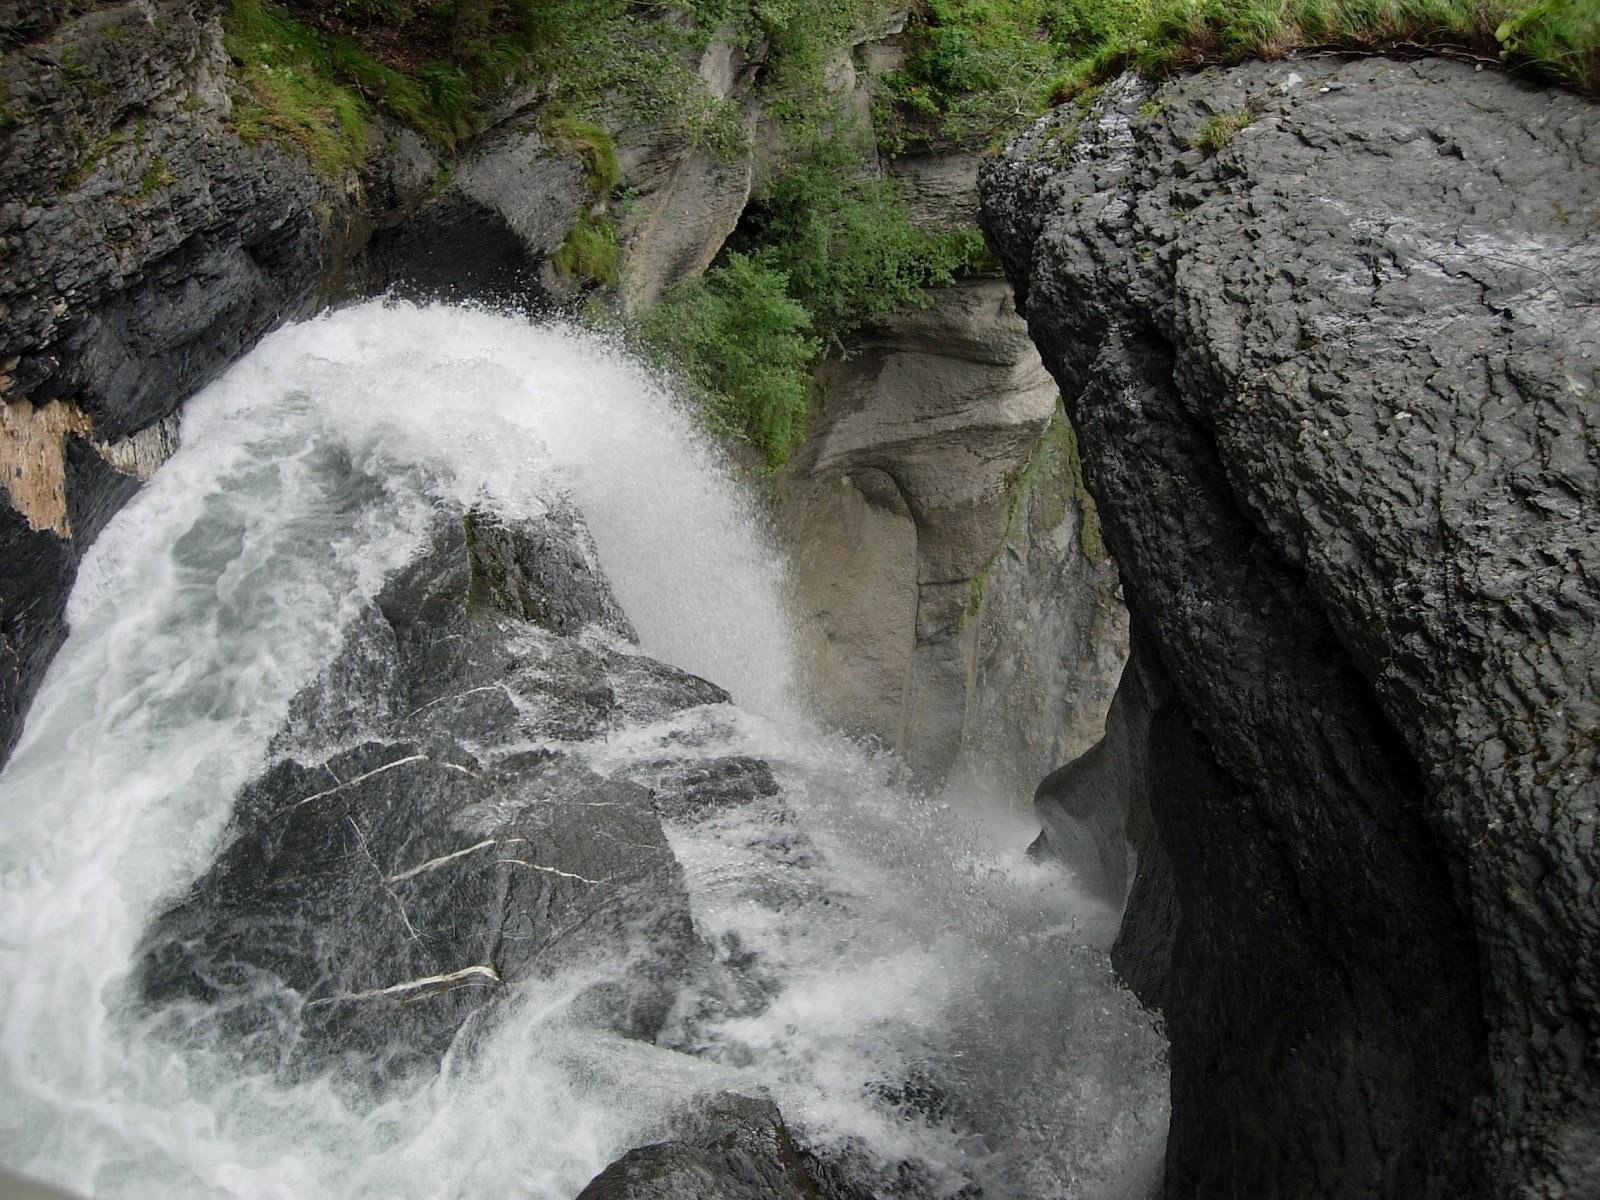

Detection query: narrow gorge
xmin=1 ymin=2 xmax=1596 ymax=1199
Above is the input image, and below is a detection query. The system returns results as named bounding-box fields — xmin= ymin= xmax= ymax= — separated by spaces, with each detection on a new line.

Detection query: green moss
xmin=547 ymin=114 xmax=620 ymax=194
xmin=963 ymin=400 xmax=1108 ymax=624
xmin=60 ymin=47 xmax=108 ymax=96
xmin=1056 ymin=410 xmax=1107 ymax=565
xmin=0 ymin=78 xmax=18 ymax=133
xmin=1191 ymin=107 xmax=1251 ymax=151
xmin=61 ymin=124 xmax=135 ymax=190
xmin=136 ymin=156 xmax=178 ymax=196
xmin=553 ymin=210 xmax=621 ymax=286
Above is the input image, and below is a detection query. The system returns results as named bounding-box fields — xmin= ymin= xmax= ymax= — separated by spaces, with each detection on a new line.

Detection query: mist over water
xmin=0 ymin=301 xmax=1166 ymax=1199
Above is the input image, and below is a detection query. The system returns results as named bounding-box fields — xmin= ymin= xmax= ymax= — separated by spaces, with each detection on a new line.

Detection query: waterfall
xmin=0 ymin=300 xmax=1166 ymax=1200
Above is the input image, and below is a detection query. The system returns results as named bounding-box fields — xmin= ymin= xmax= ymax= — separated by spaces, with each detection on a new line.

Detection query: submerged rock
xmin=576 ymin=1092 xmax=823 ymax=1200
xmin=982 ymin=55 xmax=1600 ymax=1199
xmin=137 ymin=500 xmax=727 ymax=1078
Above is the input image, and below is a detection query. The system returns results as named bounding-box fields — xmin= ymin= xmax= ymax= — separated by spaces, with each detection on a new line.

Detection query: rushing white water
xmin=0 ymin=300 xmax=1166 ymax=1199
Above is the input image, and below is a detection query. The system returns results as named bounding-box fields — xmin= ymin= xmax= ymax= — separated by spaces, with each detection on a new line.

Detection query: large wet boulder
xmin=981 ymin=56 xmax=1599 ymax=1200
xmin=137 ymin=500 xmax=721 ymax=1078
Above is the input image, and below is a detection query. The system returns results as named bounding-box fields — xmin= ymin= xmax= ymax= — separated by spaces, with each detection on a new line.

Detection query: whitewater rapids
xmin=0 ymin=301 xmax=1166 ymax=1199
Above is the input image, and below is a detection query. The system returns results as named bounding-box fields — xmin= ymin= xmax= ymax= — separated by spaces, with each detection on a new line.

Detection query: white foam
xmin=0 ymin=300 xmax=1165 ymax=1199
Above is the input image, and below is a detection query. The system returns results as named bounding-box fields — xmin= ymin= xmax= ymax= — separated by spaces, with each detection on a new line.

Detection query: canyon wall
xmin=780 ymin=281 xmax=1125 ymax=789
xmin=982 ymin=55 xmax=1600 ymax=1199
xmin=779 ymin=25 xmax=1126 ymax=792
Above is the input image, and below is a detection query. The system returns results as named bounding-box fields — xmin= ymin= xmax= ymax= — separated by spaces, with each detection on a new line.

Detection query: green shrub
xmin=639 ymin=252 xmax=821 ymax=466
xmin=878 ymin=0 xmax=1144 ymax=149
xmin=745 ymin=134 xmax=988 ymax=347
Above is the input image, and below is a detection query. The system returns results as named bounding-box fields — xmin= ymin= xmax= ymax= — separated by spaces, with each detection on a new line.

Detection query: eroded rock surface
xmin=614 ymin=27 xmax=761 ymax=312
xmin=783 ymin=278 xmax=1124 ymax=785
xmin=982 ymin=56 xmax=1600 ymax=1199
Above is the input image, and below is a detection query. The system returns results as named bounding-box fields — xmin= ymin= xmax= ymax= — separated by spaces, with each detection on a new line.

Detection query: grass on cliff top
xmin=879 ymin=0 xmax=1596 ymax=151
xmin=221 ymin=0 xmax=493 ymax=173
xmin=1057 ymin=0 xmax=1600 ymax=97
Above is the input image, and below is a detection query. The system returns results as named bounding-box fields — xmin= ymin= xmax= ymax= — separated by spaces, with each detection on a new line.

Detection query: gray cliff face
xmin=781 ymin=281 xmax=1126 ymax=788
xmin=981 ymin=56 xmax=1599 ymax=1198
xmin=2 ymin=1 xmax=334 ymax=767
xmin=775 ymin=16 xmax=1127 ymax=792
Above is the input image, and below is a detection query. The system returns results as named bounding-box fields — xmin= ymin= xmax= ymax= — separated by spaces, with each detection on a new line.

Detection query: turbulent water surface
xmin=0 ymin=302 xmax=1166 ymax=1199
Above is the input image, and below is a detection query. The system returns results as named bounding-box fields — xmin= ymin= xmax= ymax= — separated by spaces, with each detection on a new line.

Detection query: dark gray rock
xmin=982 ymin=56 xmax=1599 ymax=1200
xmin=464 ymin=504 xmax=635 ymax=640
xmin=576 ymin=1092 xmax=822 ymax=1200
xmin=632 ymin=756 xmax=780 ymax=823
xmin=137 ymin=502 xmax=723 ymax=1080
xmin=0 ymin=1 xmax=332 ymax=438
xmin=361 ymin=127 xmax=584 ymax=304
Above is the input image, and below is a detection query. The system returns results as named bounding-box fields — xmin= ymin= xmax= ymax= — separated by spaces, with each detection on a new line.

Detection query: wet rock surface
xmin=575 ymin=1092 xmax=824 ymax=1200
xmin=982 ymin=56 xmax=1600 ymax=1199
xmin=137 ymin=502 xmax=725 ymax=1077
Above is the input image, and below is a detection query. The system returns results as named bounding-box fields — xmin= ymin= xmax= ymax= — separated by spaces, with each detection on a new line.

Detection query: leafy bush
xmin=744 ymin=134 xmax=988 ymax=347
xmin=639 ymin=253 xmax=821 ymax=466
